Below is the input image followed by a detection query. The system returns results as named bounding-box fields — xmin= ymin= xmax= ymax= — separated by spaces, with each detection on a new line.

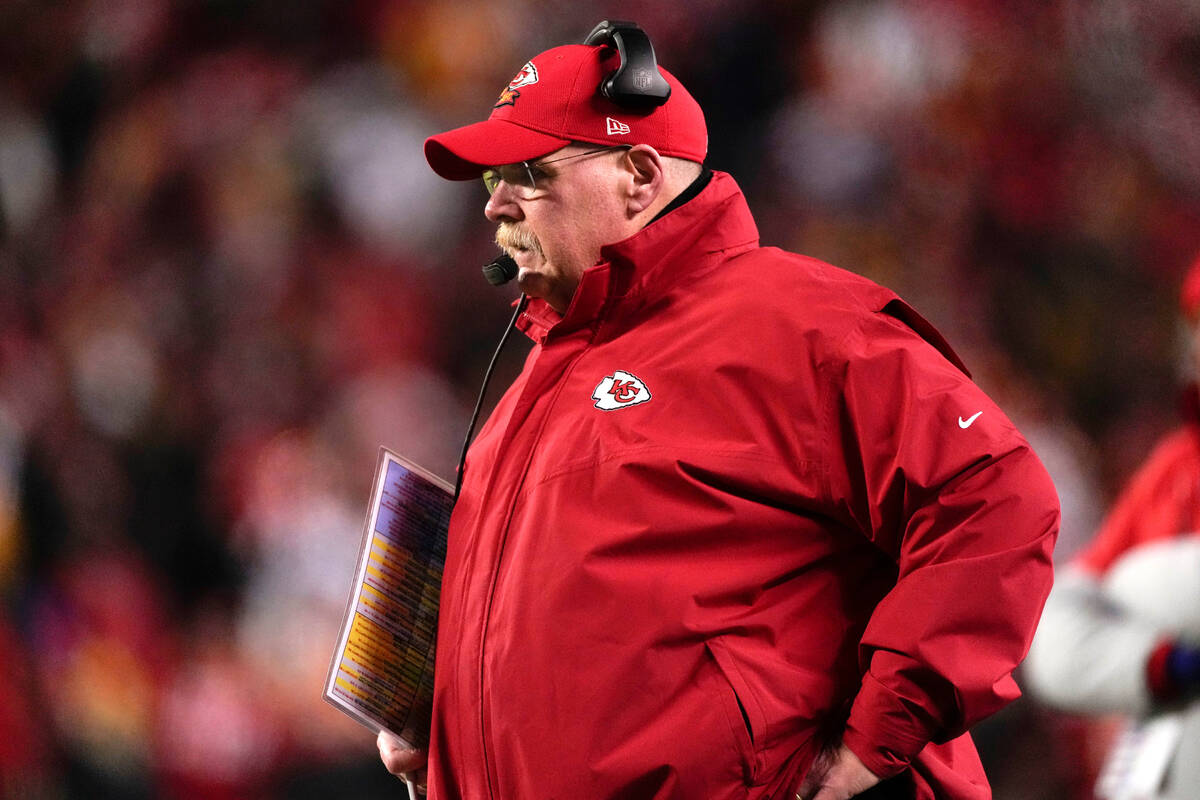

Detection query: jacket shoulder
xmin=712 ymin=247 xmax=969 ymax=374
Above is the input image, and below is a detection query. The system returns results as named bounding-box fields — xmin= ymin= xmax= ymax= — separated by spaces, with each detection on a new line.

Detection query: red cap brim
xmin=424 ymin=119 xmax=571 ymax=181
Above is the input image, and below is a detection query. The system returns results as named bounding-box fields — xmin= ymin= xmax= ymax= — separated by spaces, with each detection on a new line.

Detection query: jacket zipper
xmin=475 ymin=331 xmax=595 ymax=798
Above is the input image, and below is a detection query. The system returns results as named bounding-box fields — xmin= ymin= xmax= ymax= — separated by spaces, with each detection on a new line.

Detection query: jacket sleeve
xmin=821 ymin=311 xmax=1060 ymax=779
xmin=1023 ymin=566 xmax=1160 ymax=715
xmin=1024 ymin=429 xmax=1200 ymax=715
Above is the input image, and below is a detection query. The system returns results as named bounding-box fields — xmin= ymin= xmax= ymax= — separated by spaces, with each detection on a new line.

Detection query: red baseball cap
xmin=424 ymin=44 xmax=707 ymax=180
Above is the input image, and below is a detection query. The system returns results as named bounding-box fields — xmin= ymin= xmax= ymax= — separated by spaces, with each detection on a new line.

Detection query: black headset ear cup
xmin=583 ymin=20 xmax=671 ymax=109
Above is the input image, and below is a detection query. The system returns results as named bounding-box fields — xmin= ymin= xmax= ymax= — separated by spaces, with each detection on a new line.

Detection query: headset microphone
xmin=482 ymin=253 xmax=518 ymax=286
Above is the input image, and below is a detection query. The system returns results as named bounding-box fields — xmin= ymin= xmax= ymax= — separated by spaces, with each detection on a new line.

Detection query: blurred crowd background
xmin=1 ymin=0 xmax=1199 ymax=797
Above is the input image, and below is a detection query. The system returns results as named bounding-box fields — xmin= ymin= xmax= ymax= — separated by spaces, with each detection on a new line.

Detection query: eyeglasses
xmin=482 ymin=146 xmax=630 ymax=198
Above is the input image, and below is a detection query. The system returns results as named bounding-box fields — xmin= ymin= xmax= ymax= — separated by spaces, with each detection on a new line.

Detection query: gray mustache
xmin=495 ymin=223 xmax=543 ymax=256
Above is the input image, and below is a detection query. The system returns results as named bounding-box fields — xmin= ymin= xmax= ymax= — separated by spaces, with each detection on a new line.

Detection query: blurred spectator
xmin=0 ymin=613 xmax=55 ymax=798
xmin=1024 ymin=252 xmax=1200 ymax=799
xmin=26 ymin=548 xmax=172 ymax=798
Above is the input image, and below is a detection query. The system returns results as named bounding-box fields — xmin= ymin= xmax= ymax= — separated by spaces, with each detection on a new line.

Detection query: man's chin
xmin=516 ymin=268 xmax=557 ymax=304
xmin=515 ymin=268 xmax=544 ymax=293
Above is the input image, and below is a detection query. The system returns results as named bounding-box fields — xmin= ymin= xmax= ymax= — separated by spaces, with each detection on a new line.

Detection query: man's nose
xmin=485 ymin=182 xmax=524 ymax=223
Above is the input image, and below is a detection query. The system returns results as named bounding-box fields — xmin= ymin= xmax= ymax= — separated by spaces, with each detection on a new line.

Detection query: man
xmin=380 ymin=26 xmax=1059 ymax=800
xmin=1024 ymin=253 xmax=1200 ymax=800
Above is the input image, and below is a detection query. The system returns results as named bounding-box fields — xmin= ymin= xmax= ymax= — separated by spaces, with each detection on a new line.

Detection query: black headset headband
xmin=583 ymin=20 xmax=672 ymax=109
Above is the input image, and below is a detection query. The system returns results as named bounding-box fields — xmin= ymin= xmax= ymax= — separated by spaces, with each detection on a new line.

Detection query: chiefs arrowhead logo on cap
xmin=494 ymin=60 xmax=539 ymax=108
xmin=592 ymin=370 xmax=652 ymax=411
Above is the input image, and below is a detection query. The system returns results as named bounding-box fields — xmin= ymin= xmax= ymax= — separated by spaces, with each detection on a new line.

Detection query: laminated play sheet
xmin=324 ymin=448 xmax=452 ymax=749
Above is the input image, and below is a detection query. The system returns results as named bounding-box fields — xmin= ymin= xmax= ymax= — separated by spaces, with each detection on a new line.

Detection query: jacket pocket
xmin=704 ymin=639 xmax=762 ymax=784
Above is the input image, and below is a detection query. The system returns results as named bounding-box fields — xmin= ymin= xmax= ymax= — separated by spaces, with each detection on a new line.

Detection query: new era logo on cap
xmin=606 ymin=117 xmax=631 ymax=136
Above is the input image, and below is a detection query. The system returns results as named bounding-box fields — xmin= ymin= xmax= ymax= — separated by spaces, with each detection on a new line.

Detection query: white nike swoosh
xmin=958 ymin=411 xmax=983 ymax=429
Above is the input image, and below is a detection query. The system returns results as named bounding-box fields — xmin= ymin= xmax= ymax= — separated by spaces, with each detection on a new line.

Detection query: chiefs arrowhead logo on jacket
xmin=592 ymin=370 xmax=652 ymax=410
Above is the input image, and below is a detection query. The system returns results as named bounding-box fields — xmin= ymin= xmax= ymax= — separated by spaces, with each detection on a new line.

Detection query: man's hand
xmin=376 ymin=731 xmax=428 ymax=793
xmin=795 ymin=743 xmax=881 ymax=800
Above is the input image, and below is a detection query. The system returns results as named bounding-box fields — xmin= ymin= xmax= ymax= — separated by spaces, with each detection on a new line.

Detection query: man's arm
xmin=1026 ymin=542 xmax=1200 ymax=714
xmin=1026 ymin=431 xmax=1200 ymax=713
xmin=822 ymin=310 xmax=1060 ymax=779
xmin=1023 ymin=566 xmax=1161 ymax=714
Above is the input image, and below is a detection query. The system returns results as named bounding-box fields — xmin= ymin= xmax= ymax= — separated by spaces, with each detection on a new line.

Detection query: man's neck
xmin=649 ymin=167 xmax=713 ymax=224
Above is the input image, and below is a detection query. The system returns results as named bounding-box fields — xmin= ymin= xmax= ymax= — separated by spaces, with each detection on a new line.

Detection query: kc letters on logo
xmin=592 ymin=370 xmax=651 ymax=410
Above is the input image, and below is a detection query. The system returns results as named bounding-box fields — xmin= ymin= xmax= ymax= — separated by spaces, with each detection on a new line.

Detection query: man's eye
xmin=527 ymin=166 xmax=551 ymax=184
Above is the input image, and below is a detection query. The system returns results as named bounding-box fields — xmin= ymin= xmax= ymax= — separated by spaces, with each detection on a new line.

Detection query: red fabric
xmin=1074 ymin=426 xmax=1200 ymax=576
xmin=1180 ymin=252 xmax=1200 ymax=320
xmin=428 ymin=172 xmax=1059 ymax=799
xmin=424 ymin=44 xmax=707 ymax=180
xmin=0 ymin=617 xmax=51 ymax=774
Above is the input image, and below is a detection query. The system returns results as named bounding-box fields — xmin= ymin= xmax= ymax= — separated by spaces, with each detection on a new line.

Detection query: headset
xmin=584 ymin=19 xmax=672 ymax=109
xmin=481 ymin=20 xmax=670 ymax=288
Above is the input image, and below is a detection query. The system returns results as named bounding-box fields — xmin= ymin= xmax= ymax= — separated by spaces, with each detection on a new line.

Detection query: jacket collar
xmin=516 ymin=170 xmax=759 ymax=343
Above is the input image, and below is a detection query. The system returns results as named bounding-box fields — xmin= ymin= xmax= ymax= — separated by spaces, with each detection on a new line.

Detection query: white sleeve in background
xmin=1024 ymin=565 xmax=1161 ymax=715
xmin=1026 ymin=536 xmax=1200 ymax=715
xmin=1102 ymin=535 xmax=1200 ymax=640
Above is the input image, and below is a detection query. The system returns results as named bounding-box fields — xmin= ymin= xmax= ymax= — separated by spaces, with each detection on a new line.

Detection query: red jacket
xmin=428 ymin=172 xmax=1059 ymax=799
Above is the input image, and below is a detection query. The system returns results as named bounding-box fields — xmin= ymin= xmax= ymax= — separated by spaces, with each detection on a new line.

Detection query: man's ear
xmin=623 ymin=145 xmax=665 ymax=216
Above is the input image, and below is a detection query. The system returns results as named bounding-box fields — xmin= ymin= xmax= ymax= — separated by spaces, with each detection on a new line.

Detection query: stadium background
xmin=1 ymin=0 xmax=1199 ymax=797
